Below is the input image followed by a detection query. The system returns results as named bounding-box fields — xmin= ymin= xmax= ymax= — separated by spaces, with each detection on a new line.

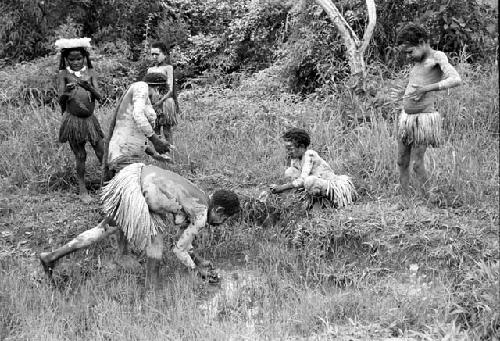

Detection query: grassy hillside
xmin=0 ymin=61 xmax=498 ymax=340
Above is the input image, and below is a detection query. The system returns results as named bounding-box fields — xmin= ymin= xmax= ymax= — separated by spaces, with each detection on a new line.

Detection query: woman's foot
xmin=79 ymin=193 xmax=93 ymax=204
xmin=39 ymin=252 xmax=54 ymax=277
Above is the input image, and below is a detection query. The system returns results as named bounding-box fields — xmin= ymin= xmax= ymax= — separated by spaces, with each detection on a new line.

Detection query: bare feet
xmin=80 ymin=193 xmax=93 ymax=204
xmin=39 ymin=252 xmax=54 ymax=277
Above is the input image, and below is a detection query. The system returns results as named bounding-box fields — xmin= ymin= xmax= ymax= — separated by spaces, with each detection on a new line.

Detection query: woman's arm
xmin=89 ymin=70 xmax=102 ymax=101
xmin=270 ymin=182 xmax=296 ymax=194
xmin=57 ymin=71 xmax=71 ymax=113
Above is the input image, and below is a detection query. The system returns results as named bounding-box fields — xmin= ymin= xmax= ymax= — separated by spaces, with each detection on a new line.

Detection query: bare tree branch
xmin=360 ymin=0 xmax=377 ymax=54
xmin=312 ymin=0 xmax=377 ymax=91
xmin=314 ymin=0 xmax=360 ymax=47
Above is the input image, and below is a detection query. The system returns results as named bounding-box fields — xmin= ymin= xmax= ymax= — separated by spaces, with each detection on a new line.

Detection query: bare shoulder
xmin=88 ymin=68 xmax=99 ymax=78
xmin=57 ymin=69 xmax=69 ymax=79
xmin=131 ymin=81 xmax=148 ymax=91
xmin=148 ymin=65 xmax=172 ymax=74
xmin=431 ymin=50 xmax=450 ymax=65
xmin=305 ymin=149 xmax=321 ymax=159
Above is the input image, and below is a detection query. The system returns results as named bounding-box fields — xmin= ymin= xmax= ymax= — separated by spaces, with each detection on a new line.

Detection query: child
xmin=270 ymin=128 xmax=356 ymax=208
xmin=55 ymin=38 xmax=104 ymax=203
xmin=147 ymin=41 xmax=179 ymax=146
xmin=393 ymin=24 xmax=462 ymax=197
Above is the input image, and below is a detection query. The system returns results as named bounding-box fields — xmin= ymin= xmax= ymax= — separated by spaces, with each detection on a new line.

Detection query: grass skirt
xmin=303 ymin=174 xmax=356 ymax=208
xmin=59 ymin=112 xmax=104 ymax=145
xmin=324 ymin=175 xmax=357 ymax=208
xmin=398 ymin=110 xmax=442 ymax=147
xmin=101 ymin=163 xmax=169 ymax=250
xmin=158 ymin=98 xmax=178 ymax=127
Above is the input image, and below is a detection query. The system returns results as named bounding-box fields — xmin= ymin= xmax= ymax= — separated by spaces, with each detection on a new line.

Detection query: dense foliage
xmin=0 ymin=0 xmax=497 ymax=93
xmin=0 ymin=0 xmax=497 ymax=94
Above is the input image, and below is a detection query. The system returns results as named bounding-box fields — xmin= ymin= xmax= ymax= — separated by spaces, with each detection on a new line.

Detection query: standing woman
xmin=147 ymin=41 xmax=179 ymax=147
xmin=55 ymin=38 xmax=104 ymax=203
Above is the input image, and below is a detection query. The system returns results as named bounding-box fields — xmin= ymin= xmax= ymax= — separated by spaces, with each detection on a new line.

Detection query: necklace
xmin=66 ymin=66 xmax=87 ymax=78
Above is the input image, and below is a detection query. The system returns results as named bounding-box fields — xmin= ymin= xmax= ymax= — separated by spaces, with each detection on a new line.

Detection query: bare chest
xmin=408 ymin=60 xmax=443 ymax=86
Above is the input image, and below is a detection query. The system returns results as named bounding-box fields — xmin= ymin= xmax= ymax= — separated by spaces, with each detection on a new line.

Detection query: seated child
xmin=270 ymin=128 xmax=356 ymax=208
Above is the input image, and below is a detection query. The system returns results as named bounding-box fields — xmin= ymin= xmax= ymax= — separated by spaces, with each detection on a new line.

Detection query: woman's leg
xmin=90 ymin=137 xmax=105 ymax=164
xmin=69 ymin=140 xmax=91 ymax=203
xmin=145 ymin=233 xmax=164 ymax=286
xmin=39 ymin=218 xmax=118 ymax=275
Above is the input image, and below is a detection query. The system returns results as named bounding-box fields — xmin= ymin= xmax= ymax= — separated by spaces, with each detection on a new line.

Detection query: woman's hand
xmin=77 ymin=80 xmax=93 ymax=91
xmin=270 ymin=184 xmax=292 ymax=194
xmin=65 ymin=83 xmax=76 ymax=91
xmin=269 ymin=184 xmax=279 ymax=194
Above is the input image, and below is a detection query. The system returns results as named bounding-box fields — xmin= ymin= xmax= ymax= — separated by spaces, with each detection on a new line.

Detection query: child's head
xmin=397 ymin=24 xmax=431 ymax=62
xmin=59 ymin=47 xmax=92 ymax=71
xmin=150 ymin=41 xmax=170 ymax=65
xmin=208 ymin=190 xmax=240 ymax=225
xmin=282 ymin=128 xmax=311 ymax=159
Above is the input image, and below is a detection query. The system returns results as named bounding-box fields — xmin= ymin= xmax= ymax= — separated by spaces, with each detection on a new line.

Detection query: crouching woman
xmin=270 ymin=128 xmax=356 ymax=208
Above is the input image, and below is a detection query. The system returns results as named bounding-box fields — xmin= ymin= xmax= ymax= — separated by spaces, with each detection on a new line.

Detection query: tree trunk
xmin=313 ymin=0 xmax=377 ymax=93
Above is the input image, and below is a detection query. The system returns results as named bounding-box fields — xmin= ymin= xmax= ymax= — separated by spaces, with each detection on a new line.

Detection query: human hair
xmin=282 ymin=128 xmax=311 ymax=149
xmin=59 ymin=47 xmax=93 ymax=70
xmin=151 ymin=41 xmax=169 ymax=55
xmin=397 ymin=23 xmax=429 ymax=46
xmin=142 ymin=72 xmax=169 ymax=90
xmin=210 ymin=190 xmax=240 ymax=216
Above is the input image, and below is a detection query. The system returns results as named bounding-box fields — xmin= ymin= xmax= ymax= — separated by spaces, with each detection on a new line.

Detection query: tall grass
xmin=1 ymin=63 xmax=498 ymax=202
xmin=0 ymin=61 xmax=498 ymax=339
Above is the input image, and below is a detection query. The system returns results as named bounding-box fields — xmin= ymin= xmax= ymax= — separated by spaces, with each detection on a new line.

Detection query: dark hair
xmin=397 ymin=23 xmax=429 ymax=46
xmin=59 ymin=47 xmax=93 ymax=70
xmin=211 ymin=190 xmax=240 ymax=216
xmin=282 ymin=128 xmax=311 ymax=148
xmin=151 ymin=41 xmax=169 ymax=55
xmin=143 ymin=72 xmax=169 ymax=90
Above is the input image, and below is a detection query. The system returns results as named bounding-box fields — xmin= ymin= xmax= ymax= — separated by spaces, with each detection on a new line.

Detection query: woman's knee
xmin=284 ymin=167 xmax=300 ymax=180
xmin=145 ymin=234 xmax=164 ymax=260
xmin=397 ymin=154 xmax=410 ymax=168
xmin=304 ymin=176 xmax=323 ymax=195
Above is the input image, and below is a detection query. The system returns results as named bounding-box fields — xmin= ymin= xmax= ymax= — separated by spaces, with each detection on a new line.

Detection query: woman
xmin=270 ymin=128 xmax=356 ymax=208
xmin=55 ymin=38 xmax=104 ymax=203
xmin=147 ymin=41 xmax=179 ymax=146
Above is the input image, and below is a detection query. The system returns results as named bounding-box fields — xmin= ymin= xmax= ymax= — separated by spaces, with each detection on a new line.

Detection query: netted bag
xmin=66 ymin=86 xmax=94 ymax=117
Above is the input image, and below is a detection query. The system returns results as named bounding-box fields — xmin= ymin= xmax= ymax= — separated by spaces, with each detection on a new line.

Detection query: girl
xmin=55 ymin=38 xmax=104 ymax=203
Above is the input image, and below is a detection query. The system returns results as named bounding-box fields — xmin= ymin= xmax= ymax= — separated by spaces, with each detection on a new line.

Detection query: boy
xmin=394 ymin=24 xmax=461 ymax=197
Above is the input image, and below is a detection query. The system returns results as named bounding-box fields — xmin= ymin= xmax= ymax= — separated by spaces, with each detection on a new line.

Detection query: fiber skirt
xmin=59 ymin=112 xmax=104 ymax=145
xmin=398 ymin=110 xmax=442 ymax=147
xmin=157 ymin=98 xmax=178 ymax=127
